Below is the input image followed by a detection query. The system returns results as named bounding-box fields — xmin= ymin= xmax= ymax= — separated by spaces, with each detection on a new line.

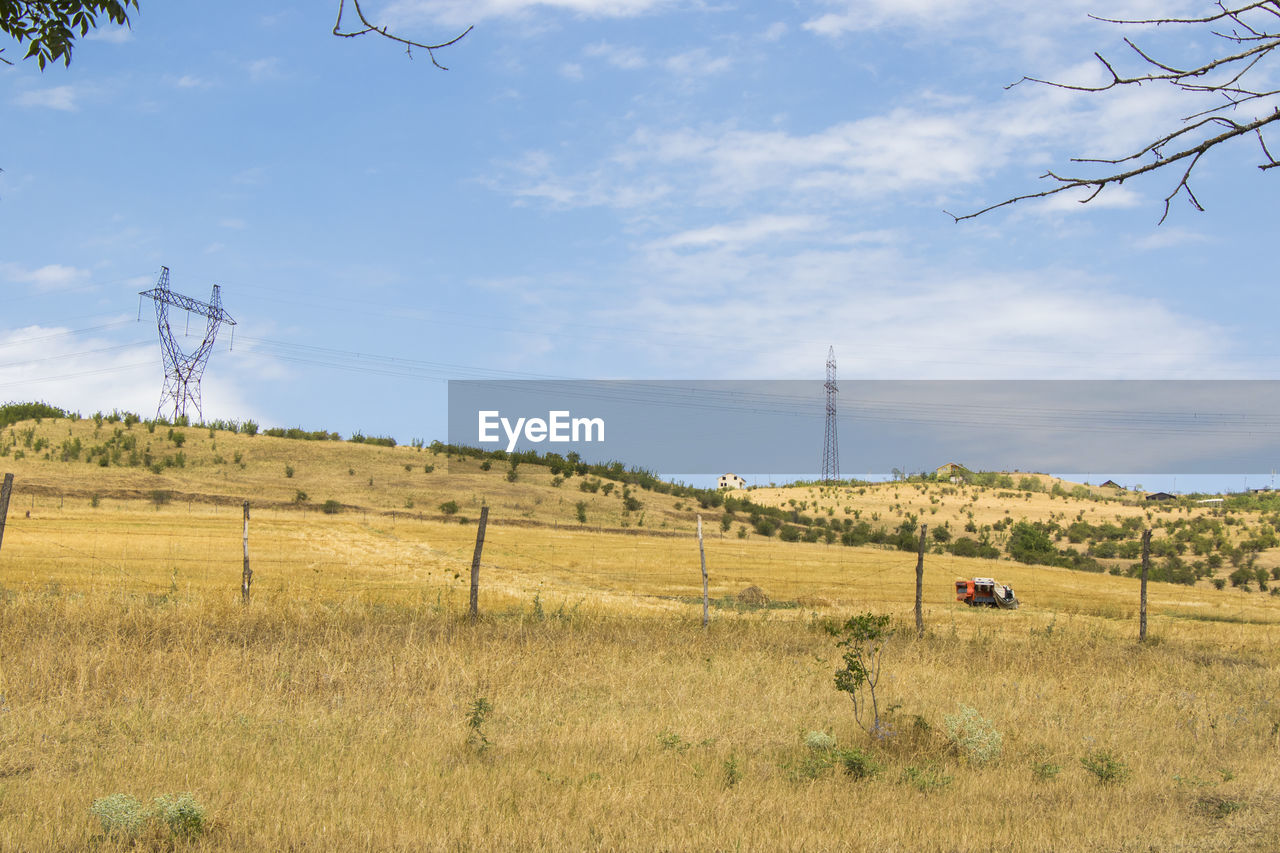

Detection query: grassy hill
xmin=1 ymin=407 xmax=1279 ymax=850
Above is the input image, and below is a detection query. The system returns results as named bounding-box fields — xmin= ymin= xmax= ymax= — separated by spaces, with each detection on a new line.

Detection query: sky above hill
xmin=2 ymin=1 xmax=1277 ymax=480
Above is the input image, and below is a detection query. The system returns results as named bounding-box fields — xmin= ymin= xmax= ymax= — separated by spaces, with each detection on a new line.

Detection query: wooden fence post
xmin=1139 ymin=528 xmax=1151 ymax=642
xmin=241 ymin=501 xmax=252 ymax=604
xmin=698 ymin=515 xmax=709 ymax=628
xmin=0 ymin=473 xmax=13 ymax=556
xmin=915 ymin=523 xmax=927 ymax=638
xmin=470 ymin=505 xmax=489 ymax=621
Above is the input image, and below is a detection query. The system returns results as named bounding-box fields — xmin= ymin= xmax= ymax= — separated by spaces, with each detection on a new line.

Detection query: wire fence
xmin=0 ymin=483 xmax=918 ymax=614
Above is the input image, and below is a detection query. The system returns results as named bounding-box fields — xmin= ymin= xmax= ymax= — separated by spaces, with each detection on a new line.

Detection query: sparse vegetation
xmin=0 ymin=406 xmax=1276 ymax=849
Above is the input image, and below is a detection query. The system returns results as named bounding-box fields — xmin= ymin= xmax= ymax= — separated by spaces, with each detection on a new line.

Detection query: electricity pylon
xmin=139 ymin=266 xmax=236 ymax=422
xmin=821 ymin=346 xmax=839 ymax=483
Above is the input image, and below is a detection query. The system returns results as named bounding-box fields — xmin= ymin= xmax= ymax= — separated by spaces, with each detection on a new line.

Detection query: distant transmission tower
xmin=139 ymin=267 xmax=236 ymax=422
xmin=821 ymin=346 xmax=839 ymax=483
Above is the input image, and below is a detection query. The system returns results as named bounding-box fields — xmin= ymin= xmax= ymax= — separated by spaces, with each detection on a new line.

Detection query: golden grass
xmin=2 ymin=592 xmax=1278 ymax=851
xmin=2 ymin=418 xmax=1280 ymax=849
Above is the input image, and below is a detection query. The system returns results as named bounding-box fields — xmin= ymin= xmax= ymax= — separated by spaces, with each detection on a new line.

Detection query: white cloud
xmin=246 ymin=58 xmax=282 ymax=80
xmin=604 ymin=237 xmax=1239 ymax=380
xmin=14 ymin=86 xmax=78 ymax=111
xmin=803 ymin=0 xmax=1199 ymax=39
xmin=559 ymin=62 xmax=585 ymax=80
xmin=84 ymin=26 xmax=133 ymax=43
xmin=1 ymin=263 xmax=91 ymax=292
xmin=582 ymin=41 xmax=732 ymax=78
xmin=384 ymin=0 xmax=677 ymax=28
xmin=1132 ymin=227 xmax=1213 ymax=250
xmin=218 ymin=219 xmax=247 ymax=230
xmin=647 ymin=214 xmax=829 ymax=250
xmin=1030 ymin=185 xmax=1142 ymax=215
xmin=0 ymin=325 xmax=160 ymax=415
xmin=232 ymin=167 xmax=267 ymax=186
xmin=492 ymin=62 xmax=1252 ymax=221
xmin=175 ymin=75 xmax=211 ymax=89
xmin=662 ymin=48 xmax=731 ymax=77
xmin=585 ymin=41 xmax=648 ymax=70
xmin=0 ymin=324 xmax=261 ymax=421
xmin=495 ymin=150 xmax=672 ymax=208
xmin=508 ymin=108 xmax=1005 ymax=210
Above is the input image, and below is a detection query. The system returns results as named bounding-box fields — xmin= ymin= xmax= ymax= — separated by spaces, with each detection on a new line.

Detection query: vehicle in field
xmin=955 ymin=577 xmax=1019 ymax=609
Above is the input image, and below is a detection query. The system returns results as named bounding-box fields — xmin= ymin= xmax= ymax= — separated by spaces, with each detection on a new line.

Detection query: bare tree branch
xmin=955 ymin=1 xmax=1280 ymax=222
xmin=332 ymin=0 xmax=472 ymax=70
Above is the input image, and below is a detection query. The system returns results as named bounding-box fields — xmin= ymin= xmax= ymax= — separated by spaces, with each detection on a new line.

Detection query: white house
xmin=718 ymin=472 xmax=746 ymax=490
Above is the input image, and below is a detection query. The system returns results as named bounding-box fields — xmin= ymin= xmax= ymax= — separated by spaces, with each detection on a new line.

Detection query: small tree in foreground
xmin=834 ymin=612 xmax=892 ymax=738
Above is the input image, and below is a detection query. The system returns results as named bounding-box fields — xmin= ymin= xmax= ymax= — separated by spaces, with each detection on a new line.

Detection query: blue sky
xmin=1 ymin=0 xmax=1277 ymax=464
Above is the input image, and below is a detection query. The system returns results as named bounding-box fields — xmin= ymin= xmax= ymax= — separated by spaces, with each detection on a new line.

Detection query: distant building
xmin=1145 ymin=492 xmax=1175 ymax=502
xmin=1100 ymin=480 xmax=1123 ymax=489
xmin=935 ymin=462 xmax=965 ymax=478
xmin=718 ymin=473 xmax=746 ymax=490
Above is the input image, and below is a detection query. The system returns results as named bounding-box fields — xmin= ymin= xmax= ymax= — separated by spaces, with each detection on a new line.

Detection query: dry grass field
xmin=2 ymin=414 xmax=1279 ymax=850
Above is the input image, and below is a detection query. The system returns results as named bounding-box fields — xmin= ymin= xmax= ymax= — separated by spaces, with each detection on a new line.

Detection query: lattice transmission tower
xmin=821 ymin=346 xmax=839 ymax=483
xmin=139 ymin=267 xmax=236 ymax=422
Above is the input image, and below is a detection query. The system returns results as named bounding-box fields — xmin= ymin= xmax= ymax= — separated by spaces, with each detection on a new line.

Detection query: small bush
xmin=90 ymin=794 xmax=147 ymax=840
xmin=837 ymin=747 xmax=881 ymax=780
xmin=153 ymin=793 xmax=206 ymax=838
xmin=901 ymin=763 xmax=952 ymax=793
xmin=284 ymin=464 xmax=294 ymax=478
xmin=90 ymin=792 xmax=206 ymax=841
xmin=804 ymin=731 xmax=835 ymax=751
xmin=658 ymin=731 xmax=690 ymax=752
xmin=440 ymin=500 xmax=459 ymax=515
xmin=321 ymin=499 xmax=342 ymax=515
xmin=943 ymin=705 xmax=1003 ymax=765
xmin=1032 ymin=761 xmax=1061 ymax=781
xmin=1081 ymin=750 xmax=1129 ymax=784
xmin=466 ymin=697 xmax=493 ymax=755
xmin=723 ymin=754 xmax=743 ymax=788
xmin=1198 ymin=795 xmax=1245 ymax=819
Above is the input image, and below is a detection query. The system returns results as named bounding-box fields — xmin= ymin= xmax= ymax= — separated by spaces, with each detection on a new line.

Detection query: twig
xmin=332 ymin=0 xmax=472 ymax=70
